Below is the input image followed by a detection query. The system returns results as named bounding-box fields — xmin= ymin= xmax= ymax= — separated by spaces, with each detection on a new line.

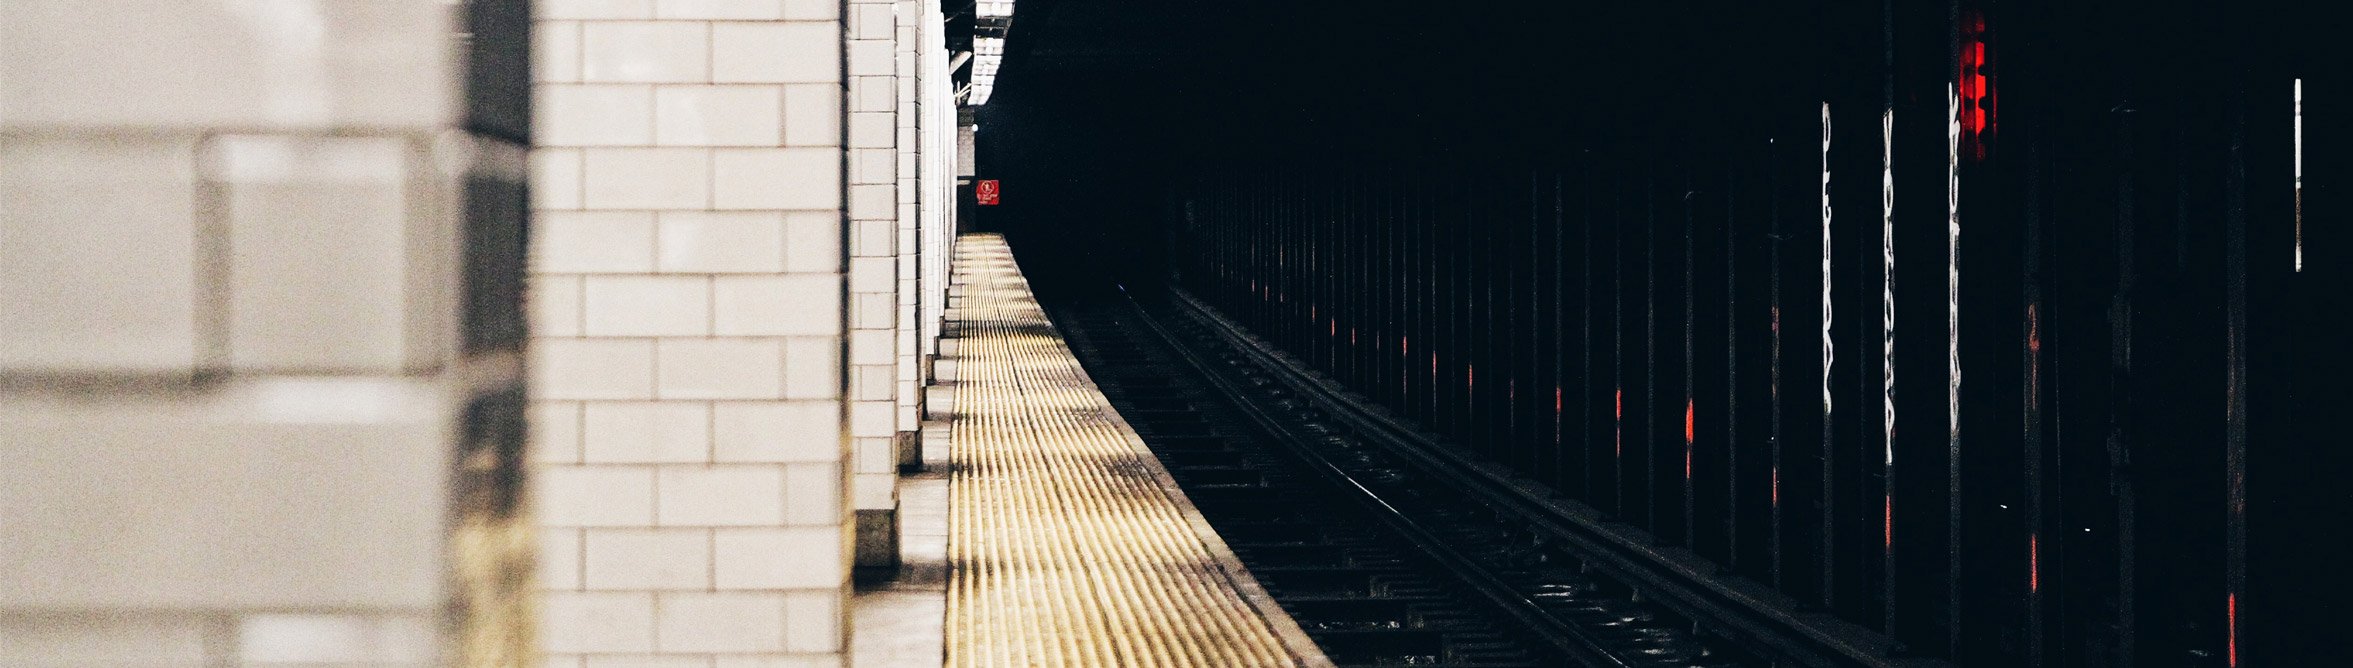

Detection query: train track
xmin=1053 ymin=289 xmax=1774 ymax=667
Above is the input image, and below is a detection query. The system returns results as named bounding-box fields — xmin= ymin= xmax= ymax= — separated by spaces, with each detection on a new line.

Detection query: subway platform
xmin=852 ymin=235 xmax=1327 ymax=668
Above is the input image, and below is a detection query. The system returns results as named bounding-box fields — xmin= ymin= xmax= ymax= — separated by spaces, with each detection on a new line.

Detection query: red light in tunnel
xmin=1883 ymin=495 xmax=1893 ymax=548
xmin=1959 ymin=9 xmax=1994 ymax=160
xmin=1683 ymin=400 xmax=1694 ymax=443
xmin=2028 ymin=533 xmax=2040 ymax=592
xmin=2228 ymin=593 xmax=2239 ymax=666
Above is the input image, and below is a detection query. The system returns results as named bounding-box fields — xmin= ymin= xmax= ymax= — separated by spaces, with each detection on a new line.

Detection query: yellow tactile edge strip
xmin=945 ymin=234 xmax=1332 ymax=668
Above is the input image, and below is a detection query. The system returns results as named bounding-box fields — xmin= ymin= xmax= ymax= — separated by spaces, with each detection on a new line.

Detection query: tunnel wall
xmin=1148 ymin=1 xmax=2337 ymax=665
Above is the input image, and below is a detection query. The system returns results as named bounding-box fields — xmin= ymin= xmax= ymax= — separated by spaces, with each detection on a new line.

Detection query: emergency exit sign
xmin=976 ymin=180 xmax=1001 ymax=206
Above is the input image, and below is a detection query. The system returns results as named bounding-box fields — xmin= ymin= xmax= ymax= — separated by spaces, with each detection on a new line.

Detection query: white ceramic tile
xmin=582 ymin=401 xmax=712 ymax=463
xmin=850 ymin=147 xmax=894 ymax=185
xmin=659 ymin=211 xmax=786 ymax=273
xmin=0 ymin=406 xmax=447 ymax=610
xmin=541 ymin=527 xmax=585 ymax=590
xmin=658 ymin=0 xmax=786 ymax=21
xmin=781 ymin=83 xmax=842 ymax=148
xmin=712 ymin=527 xmax=842 ymax=590
xmin=656 ymin=85 xmax=783 ymax=147
xmin=849 ymin=366 xmax=892 ymax=402
xmin=538 ymin=0 xmax=657 ymax=20
xmin=850 ymin=5 xmax=893 ymax=40
xmin=781 ymin=462 xmax=843 ymax=526
xmin=848 ymin=402 xmax=894 ymax=440
xmin=712 ymin=401 xmax=840 ymax=463
xmin=584 ymin=528 xmax=712 ymax=590
xmin=583 ymin=657 xmax=720 ymax=668
xmin=583 ymin=657 xmax=719 ymax=668
xmin=780 ymin=0 xmax=841 ymax=20
xmin=781 ymin=212 xmax=843 ymax=274
xmin=849 ymin=76 xmax=891 ymax=114
xmin=0 ymin=136 xmax=200 ymax=373
xmin=847 ymin=330 xmax=893 ymax=367
xmin=855 ymin=431 xmax=893 ymax=474
xmin=713 ymin=655 xmax=838 ymax=668
xmin=532 ymin=401 xmax=586 ymax=464
xmin=542 ymin=591 xmax=656 ymax=654
xmin=532 ymin=148 xmax=586 ymax=210
xmin=535 ymin=338 xmax=657 ymax=400
xmin=583 ymin=148 xmax=711 ymax=210
xmin=657 ymin=339 xmax=784 ymax=399
xmin=532 ymin=276 xmax=587 ymax=339
xmin=845 ymin=40 xmax=891 ymax=77
xmin=782 ymin=590 xmax=842 ymax=653
xmin=657 ymin=467 xmax=785 ymax=526
xmin=536 ymin=466 xmax=656 ymax=527
xmin=711 ymin=275 xmax=838 ymax=336
xmin=213 ymin=135 xmax=413 ymax=371
xmin=712 ymin=22 xmax=839 ymax=83
xmin=846 ymin=112 xmax=892 ymax=149
xmin=535 ymin=211 xmax=657 ymax=274
xmin=655 ymin=592 xmax=784 ymax=653
xmin=712 ymin=148 xmax=839 ymax=210
xmin=780 ymin=337 xmax=842 ymax=400
xmin=237 ymin=614 xmax=372 ymax=663
xmin=849 ymin=259 xmax=895 ymax=296
xmin=1 ymin=1 xmax=452 ymax=131
xmin=582 ymin=22 xmax=709 ymax=83
xmin=851 ymin=471 xmax=893 ymax=510
xmin=539 ymin=85 xmax=656 ymax=146
xmin=848 ymin=184 xmax=893 ymax=220
xmin=536 ymin=21 xmax=585 ymax=83
xmin=583 ymin=276 xmax=709 ymax=337
xmin=0 ymin=614 xmax=213 ymax=666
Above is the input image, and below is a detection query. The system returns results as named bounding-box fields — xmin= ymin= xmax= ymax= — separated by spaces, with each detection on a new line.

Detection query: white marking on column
xmin=1882 ymin=108 xmax=1895 ymax=466
xmin=1822 ymin=103 xmax=1835 ymax=417
xmin=1947 ymin=85 xmax=1962 ymax=463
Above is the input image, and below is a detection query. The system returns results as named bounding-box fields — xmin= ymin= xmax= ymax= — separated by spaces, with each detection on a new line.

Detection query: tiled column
xmin=3 ymin=3 xmax=528 ymax=666
xmin=846 ymin=0 xmax=904 ymax=565
xmin=893 ymin=0 xmax=925 ymax=453
xmin=917 ymin=0 xmax=955 ymax=373
xmin=528 ymin=1 xmax=851 ymax=665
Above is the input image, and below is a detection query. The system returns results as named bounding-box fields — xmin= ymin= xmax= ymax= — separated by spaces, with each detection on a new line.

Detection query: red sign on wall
xmin=976 ymin=180 xmax=1001 ymax=206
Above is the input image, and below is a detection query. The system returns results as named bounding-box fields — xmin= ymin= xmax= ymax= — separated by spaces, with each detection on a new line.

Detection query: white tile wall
xmin=0 ymin=137 xmax=202 ymax=373
xmin=657 ymin=338 xmax=784 ymax=399
xmin=582 ymin=22 xmax=710 ymax=83
xmin=714 ymin=402 xmax=843 ymax=462
xmin=656 ymin=592 xmax=786 ymax=653
xmin=540 ymin=84 xmax=657 ymax=146
xmin=537 ymin=211 xmax=658 ymax=274
xmin=657 ymin=85 xmax=784 ymax=146
xmin=712 ymin=23 xmax=840 ymax=83
xmin=660 ymin=211 xmax=787 ymax=273
xmin=584 ymin=529 xmax=712 ymax=589
xmin=538 ymin=466 xmax=657 ymax=527
xmin=543 ymin=592 xmax=657 ymax=654
xmin=584 ymin=148 xmax=712 ymax=210
xmin=658 ymin=0 xmax=788 ymax=20
xmin=534 ymin=338 xmax=658 ymax=400
xmin=583 ymin=276 xmax=711 ymax=337
xmin=539 ymin=0 xmax=657 ymax=21
xmin=713 ymin=275 xmax=840 ymax=336
xmin=583 ymin=402 xmax=712 ymax=463
xmin=658 ymin=467 xmax=786 ymax=526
